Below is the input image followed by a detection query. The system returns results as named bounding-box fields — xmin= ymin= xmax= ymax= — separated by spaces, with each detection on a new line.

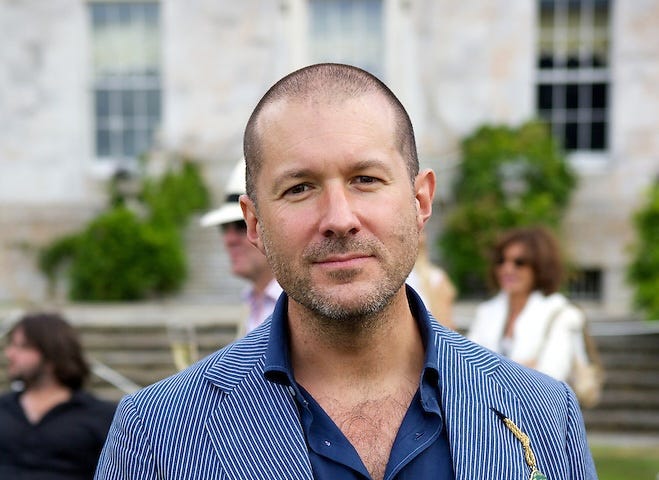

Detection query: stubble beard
xmin=261 ymin=222 xmax=419 ymax=334
xmin=9 ymin=361 xmax=48 ymax=390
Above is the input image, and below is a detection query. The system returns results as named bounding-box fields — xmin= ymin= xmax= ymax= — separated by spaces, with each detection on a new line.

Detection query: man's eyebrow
xmin=351 ymin=158 xmax=394 ymax=174
xmin=269 ymin=167 xmax=314 ymax=193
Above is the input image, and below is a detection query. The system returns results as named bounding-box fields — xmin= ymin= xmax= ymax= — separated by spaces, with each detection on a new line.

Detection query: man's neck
xmin=288 ymin=289 xmax=425 ymax=480
xmin=289 ymin=289 xmax=425 ymax=393
xmin=20 ymin=380 xmax=73 ymax=424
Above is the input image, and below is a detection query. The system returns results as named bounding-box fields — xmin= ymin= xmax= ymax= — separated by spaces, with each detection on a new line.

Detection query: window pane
xmin=537 ymin=84 xmax=553 ymax=110
xmin=592 ymin=83 xmax=607 ymax=109
xmin=144 ymin=3 xmax=159 ymax=24
xmin=568 ymin=268 xmax=603 ymax=301
xmin=135 ymin=128 xmax=150 ymax=156
xmin=566 ymin=83 xmax=580 ymax=110
xmin=91 ymin=3 xmax=107 ymax=26
xmin=565 ymin=122 xmax=578 ymax=150
xmin=146 ymin=89 xmax=161 ymax=117
xmin=309 ymin=0 xmax=383 ymax=78
xmin=122 ymin=90 xmax=135 ymax=118
xmin=118 ymin=3 xmax=131 ymax=25
xmin=123 ymin=129 xmax=136 ymax=157
xmin=95 ymin=89 xmax=110 ymax=117
xmin=96 ymin=129 xmax=111 ymax=157
xmin=591 ymin=122 xmax=606 ymax=150
xmin=111 ymin=131 xmax=123 ymax=156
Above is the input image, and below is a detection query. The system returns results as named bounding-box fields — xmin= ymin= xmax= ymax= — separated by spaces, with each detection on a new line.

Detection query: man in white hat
xmin=201 ymin=159 xmax=282 ymax=335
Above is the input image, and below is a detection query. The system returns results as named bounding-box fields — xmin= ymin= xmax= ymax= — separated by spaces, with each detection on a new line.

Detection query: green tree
xmin=439 ymin=120 xmax=577 ymax=296
xmin=627 ymin=180 xmax=659 ymax=321
xmin=38 ymin=155 xmax=209 ymax=301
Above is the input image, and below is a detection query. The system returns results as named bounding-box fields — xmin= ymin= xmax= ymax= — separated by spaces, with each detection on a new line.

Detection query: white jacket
xmin=468 ymin=291 xmax=585 ymax=382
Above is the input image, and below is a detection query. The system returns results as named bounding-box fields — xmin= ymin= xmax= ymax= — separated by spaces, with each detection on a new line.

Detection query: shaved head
xmin=243 ymin=63 xmax=419 ymax=203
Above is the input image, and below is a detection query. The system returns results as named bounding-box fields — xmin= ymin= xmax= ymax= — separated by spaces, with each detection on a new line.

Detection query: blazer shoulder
xmin=129 ymin=328 xmax=270 ymax=407
xmin=436 ymin=322 xmax=570 ymax=404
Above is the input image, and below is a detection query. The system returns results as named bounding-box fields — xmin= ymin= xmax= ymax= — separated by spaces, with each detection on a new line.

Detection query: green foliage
xmin=38 ymin=156 xmax=209 ymax=301
xmin=439 ymin=120 xmax=577 ymax=295
xmin=627 ymin=181 xmax=659 ymax=320
xmin=68 ymin=207 xmax=185 ymax=301
xmin=142 ymin=159 xmax=210 ymax=227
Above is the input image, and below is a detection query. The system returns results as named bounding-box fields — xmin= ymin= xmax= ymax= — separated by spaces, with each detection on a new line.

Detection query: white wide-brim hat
xmin=200 ymin=158 xmax=246 ymax=227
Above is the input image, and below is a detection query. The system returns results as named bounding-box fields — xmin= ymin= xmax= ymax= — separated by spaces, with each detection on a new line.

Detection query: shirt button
xmin=324 ymin=440 xmax=331 ymax=447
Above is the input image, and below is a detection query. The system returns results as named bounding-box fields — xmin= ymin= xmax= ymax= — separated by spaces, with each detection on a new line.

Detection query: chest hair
xmin=320 ymin=391 xmax=414 ymax=480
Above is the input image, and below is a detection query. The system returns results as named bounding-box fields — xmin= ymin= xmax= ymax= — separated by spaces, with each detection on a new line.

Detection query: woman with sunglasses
xmin=467 ymin=226 xmax=585 ymax=382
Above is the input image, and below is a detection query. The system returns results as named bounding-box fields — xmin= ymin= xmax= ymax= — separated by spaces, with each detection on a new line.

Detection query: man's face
xmin=241 ymin=93 xmax=434 ymax=322
xmin=221 ymin=220 xmax=271 ymax=283
xmin=4 ymin=327 xmax=47 ymax=386
xmin=495 ymin=242 xmax=535 ymax=297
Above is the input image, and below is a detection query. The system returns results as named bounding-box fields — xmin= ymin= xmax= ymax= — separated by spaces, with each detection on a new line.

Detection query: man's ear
xmin=414 ymin=168 xmax=436 ymax=229
xmin=240 ymin=194 xmax=266 ymax=254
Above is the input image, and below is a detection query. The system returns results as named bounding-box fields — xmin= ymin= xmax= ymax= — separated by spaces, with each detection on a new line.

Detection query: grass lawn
xmin=591 ymin=444 xmax=659 ymax=480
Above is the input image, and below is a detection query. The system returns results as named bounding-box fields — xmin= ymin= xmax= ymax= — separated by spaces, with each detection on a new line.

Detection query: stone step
xmin=2 ymin=307 xmax=658 ymax=435
xmin=583 ymin=331 xmax=659 ymax=434
xmin=596 ymin=389 xmax=659 ymax=409
xmin=601 ymin=369 xmax=659 ymax=389
xmin=582 ymin=410 xmax=659 ymax=433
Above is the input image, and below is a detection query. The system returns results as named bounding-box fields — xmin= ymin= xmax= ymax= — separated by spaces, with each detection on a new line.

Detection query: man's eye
xmin=286 ymin=184 xmax=310 ymax=195
xmin=356 ymin=176 xmax=378 ymax=184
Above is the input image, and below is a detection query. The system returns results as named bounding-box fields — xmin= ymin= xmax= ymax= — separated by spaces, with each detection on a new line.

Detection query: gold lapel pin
xmin=492 ymin=408 xmax=547 ymax=480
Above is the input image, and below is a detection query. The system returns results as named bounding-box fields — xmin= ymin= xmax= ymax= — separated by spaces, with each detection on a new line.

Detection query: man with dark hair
xmin=96 ymin=64 xmax=597 ymax=479
xmin=0 ymin=312 xmax=116 ymax=479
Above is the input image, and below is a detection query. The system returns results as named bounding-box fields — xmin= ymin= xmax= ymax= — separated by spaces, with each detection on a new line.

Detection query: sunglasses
xmin=495 ymin=256 xmax=530 ymax=268
xmin=220 ymin=220 xmax=247 ymax=234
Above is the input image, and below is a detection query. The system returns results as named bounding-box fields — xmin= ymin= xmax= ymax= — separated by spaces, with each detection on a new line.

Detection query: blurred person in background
xmin=467 ymin=226 xmax=585 ymax=382
xmin=201 ymin=158 xmax=282 ymax=336
xmin=0 ymin=312 xmax=116 ymax=479
xmin=406 ymin=232 xmax=456 ymax=329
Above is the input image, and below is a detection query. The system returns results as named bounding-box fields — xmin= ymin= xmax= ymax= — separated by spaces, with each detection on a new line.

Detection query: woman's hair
xmin=9 ymin=312 xmax=90 ymax=390
xmin=487 ymin=226 xmax=565 ymax=295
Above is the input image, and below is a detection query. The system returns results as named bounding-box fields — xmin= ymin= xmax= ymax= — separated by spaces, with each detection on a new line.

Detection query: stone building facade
xmin=0 ymin=0 xmax=657 ymax=316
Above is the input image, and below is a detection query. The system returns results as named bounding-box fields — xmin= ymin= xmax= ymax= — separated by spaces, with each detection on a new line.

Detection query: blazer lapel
xmin=203 ymin=344 xmax=313 ymax=480
xmin=436 ymin=329 xmax=533 ymax=480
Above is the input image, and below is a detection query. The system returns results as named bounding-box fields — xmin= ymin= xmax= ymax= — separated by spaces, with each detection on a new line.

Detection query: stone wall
xmin=0 ymin=0 xmax=657 ymax=314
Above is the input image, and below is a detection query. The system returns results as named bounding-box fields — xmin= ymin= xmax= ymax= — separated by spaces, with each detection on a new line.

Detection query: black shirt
xmin=0 ymin=389 xmax=117 ymax=480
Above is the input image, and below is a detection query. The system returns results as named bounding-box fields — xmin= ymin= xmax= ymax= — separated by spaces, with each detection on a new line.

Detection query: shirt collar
xmin=263 ymin=285 xmax=441 ymax=400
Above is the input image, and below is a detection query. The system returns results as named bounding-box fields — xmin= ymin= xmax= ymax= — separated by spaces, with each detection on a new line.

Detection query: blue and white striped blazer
xmin=95 ymin=316 xmax=597 ymax=479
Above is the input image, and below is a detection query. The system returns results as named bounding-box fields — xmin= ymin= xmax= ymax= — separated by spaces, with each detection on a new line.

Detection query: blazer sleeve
xmin=95 ymin=395 xmax=157 ymax=480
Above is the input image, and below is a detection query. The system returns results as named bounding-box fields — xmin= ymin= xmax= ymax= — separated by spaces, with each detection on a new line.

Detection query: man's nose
xmin=318 ymin=184 xmax=361 ymax=238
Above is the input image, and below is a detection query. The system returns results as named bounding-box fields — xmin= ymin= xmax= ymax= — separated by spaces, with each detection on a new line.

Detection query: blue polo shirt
xmin=263 ymin=286 xmax=455 ymax=480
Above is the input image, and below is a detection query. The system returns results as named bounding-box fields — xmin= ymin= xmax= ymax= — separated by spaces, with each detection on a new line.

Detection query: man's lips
xmin=313 ymin=253 xmax=372 ymax=267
